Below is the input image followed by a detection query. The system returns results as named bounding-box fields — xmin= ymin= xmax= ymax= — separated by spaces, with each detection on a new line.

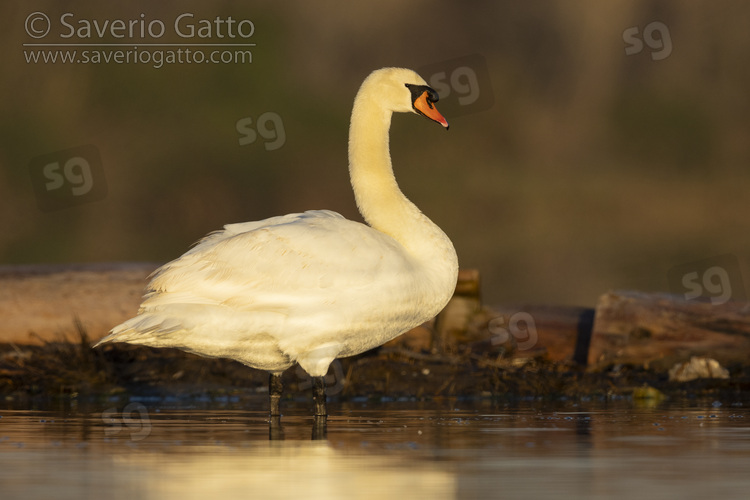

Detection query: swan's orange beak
xmin=414 ymin=91 xmax=450 ymax=130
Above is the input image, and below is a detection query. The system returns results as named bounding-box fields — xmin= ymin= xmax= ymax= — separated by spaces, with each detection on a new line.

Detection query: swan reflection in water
xmin=95 ymin=68 xmax=455 ymax=435
xmin=270 ymin=415 xmax=327 ymax=441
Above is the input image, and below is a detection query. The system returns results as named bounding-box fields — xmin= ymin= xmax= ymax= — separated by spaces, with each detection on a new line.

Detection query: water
xmin=0 ymin=397 xmax=748 ymax=499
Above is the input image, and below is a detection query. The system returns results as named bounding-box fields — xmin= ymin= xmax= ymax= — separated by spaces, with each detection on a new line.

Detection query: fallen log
xmin=431 ymin=269 xmax=482 ymax=353
xmin=0 ymin=262 xmax=156 ymax=344
xmin=481 ymin=304 xmax=594 ymax=364
xmin=0 ymin=263 xmax=487 ymax=347
xmin=588 ymin=290 xmax=750 ymax=370
xmin=4 ymin=265 xmax=748 ymax=371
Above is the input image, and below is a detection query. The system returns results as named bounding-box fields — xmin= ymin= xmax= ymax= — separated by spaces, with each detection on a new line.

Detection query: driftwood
xmin=0 ymin=262 xmax=156 ymax=344
xmin=588 ymin=290 xmax=750 ymax=369
xmin=431 ymin=269 xmax=482 ymax=352
xmin=482 ymin=304 xmax=594 ymax=364
xmin=0 ymin=264 xmax=486 ymax=347
xmin=2 ymin=264 xmax=749 ymax=373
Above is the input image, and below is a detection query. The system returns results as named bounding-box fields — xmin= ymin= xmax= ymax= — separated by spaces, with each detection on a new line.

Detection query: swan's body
xmin=95 ymin=68 xmax=458 ymax=416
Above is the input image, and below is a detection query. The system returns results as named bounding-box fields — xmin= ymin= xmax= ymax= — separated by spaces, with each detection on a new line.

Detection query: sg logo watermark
xmin=102 ymin=402 xmax=151 ymax=442
xmin=623 ymin=21 xmax=672 ymax=61
xmin=488 ymin=312 xmax=538 ymax=351
xmin=667 ymin=254 xmax=746 ymax=305
xmin=418 ymin=54 xmax=494 ymax=118
xmin=236 ymin=112 xmax=285 ymax=150
xmin=28 ymin=144 xmax=107 ymax=211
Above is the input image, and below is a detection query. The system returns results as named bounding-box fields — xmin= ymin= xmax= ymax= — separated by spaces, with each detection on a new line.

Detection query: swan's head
xmin=359 ymin=67 xmax=450 ymax=129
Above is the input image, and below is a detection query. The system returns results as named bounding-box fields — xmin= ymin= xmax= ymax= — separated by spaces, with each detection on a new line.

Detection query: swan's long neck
xmin=348 ymin=94 xmax=409 ymax=237
xmin=347 ymin=87 xmax=457 ymax=268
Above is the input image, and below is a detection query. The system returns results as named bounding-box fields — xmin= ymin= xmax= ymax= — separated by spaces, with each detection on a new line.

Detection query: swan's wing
xmin=139 ymin=210 xmax=413 ymax=311
xmin=97 ymin=209 xmax=424 ymax=368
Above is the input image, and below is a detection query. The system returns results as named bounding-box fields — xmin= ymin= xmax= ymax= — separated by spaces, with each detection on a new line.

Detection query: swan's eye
xmin=405 ymin=84 xmax=440 ymax=106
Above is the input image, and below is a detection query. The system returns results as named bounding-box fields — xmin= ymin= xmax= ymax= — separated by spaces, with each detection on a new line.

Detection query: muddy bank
xmin=1 ymin=330 xmax=748 ymax=405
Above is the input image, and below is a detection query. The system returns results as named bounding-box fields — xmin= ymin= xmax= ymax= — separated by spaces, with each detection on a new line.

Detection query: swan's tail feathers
xmin=93 ymin=314 xmax=185 ymax=348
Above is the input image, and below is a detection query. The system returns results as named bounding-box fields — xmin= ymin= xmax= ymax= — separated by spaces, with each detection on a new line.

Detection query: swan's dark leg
xmin=312 ymin=376 xmax=328 ymax=417
xmin=269 ymin=373 xmax=283 ymax=416
xmin=312 ymin=376 xmax=328 ymax=439
xmin=312 ymin=415 xmax=327 ymax=440
xmin=269 ymin=415 xmax=284 ymax=441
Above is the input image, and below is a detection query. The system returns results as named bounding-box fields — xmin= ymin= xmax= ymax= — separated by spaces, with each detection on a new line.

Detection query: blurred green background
xmin=2 ymin=0 xmax=749 ymax=307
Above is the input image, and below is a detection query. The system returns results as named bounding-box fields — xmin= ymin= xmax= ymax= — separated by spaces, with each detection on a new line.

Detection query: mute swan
xmin=95 ymin=67 xmax=458 ymax=417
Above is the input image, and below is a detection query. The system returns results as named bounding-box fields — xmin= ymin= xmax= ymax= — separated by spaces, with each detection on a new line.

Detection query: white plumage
xmin=96 ymin=67 xmax=458 ymax=414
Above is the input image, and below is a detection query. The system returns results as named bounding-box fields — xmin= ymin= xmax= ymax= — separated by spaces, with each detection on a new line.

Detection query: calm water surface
xmin=0 ymin=397 xmax=748 ymax=499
